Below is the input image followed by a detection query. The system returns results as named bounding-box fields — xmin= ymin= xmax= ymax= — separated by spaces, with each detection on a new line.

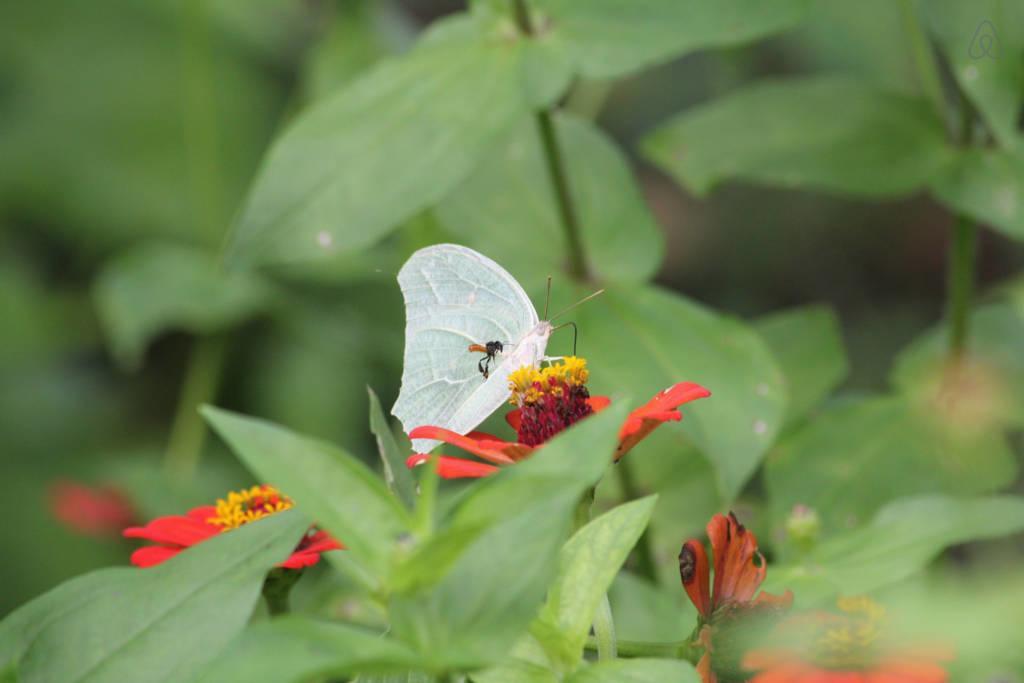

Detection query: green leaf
xmin=436 ymin=113 xmax=663 ymax=284
xmin=225 ymin=17 xmax=531 ymax=269
xmin=891 ymin=301 xmax=1024 ymax=428
xmin=472 ymin=660 xmax=559 ymax=683
xmin=608 ymin=572 xmax=694 ymax=642
xmin=532 ymin=496 xmax=657 ymax=671
xmin=924 ymin=0 xmax=1024 ymax=149
xmin=16 ymin=511 xmax=307 ymax=683
xmin=765 ymin=395 xmax=1018 ymax=534
xmin=930 ymin=148 xmax=1024 ymax=241
xmin=575 ymin=285 xmax=786 ymax=499
xmin=565 ymin=659 xmax=700 ymax=683
xmin=368 ymin=386 xmax=417 ymax=510
xmin=755 ymin=306 xmax=848 ymax=426
xmin=389 ymin=405 xmax=629 ymax=671
xmin=202 ymin=407 xmax=412 ymax=584
xmin=764 ymin=496 xmax=1024 ymax=602
xmin=643 ymin=77 xmax=953 ymax=198
xmin=534 ymin=0 xmax=811 ymax=79
xmin=93 ymin=243 xmax=271 ymax=368
xmin=197 ymin=616 xmax=420 ymax=683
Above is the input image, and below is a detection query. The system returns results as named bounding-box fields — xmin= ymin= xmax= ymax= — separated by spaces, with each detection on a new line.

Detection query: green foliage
xmin=931 ymin=149 xmax=1024 ymax=241
xmin=2 ymin=511 xmax=307 ymax=683
xmin=93 ymin=243 xmax=272 ymax=368
xmin=368 ymin=386 xmax=418 ymax=511
xmin=643 ymin=77 xmax=953 ymax=197
xmin=566 ymin=659 xmax=700 ymax=683
xmin=437 ymin=113 xmax=663 ymax=284
xmin=765 ymin=495 xmax=1024 ymax=603
xmin=755 ymin=306 xmax=848 ymax=427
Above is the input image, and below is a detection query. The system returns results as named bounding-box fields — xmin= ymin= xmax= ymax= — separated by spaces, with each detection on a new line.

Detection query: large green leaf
xmin=93 ymin=243 xmax=272 ymax=368
xmin=532 ymin=496 xmax=657 ymax=671
xmin=755 ymin=305 xmax=848 ymax=426
xmin=575 ymin=285 xmax=786 ymax=499
xmin=389 ymin=405 xmax=628 ymax=671
xmin=368 ymin=386 xmax=417 ymax=510
xmin=643 ymin=77 xmax=953 ymax=198
xmin=566 ymin=659 xmax=700 ymax=683
xmin=225 ymin=14 xmax=533 ymax=269
xmin=764 ymin=496 xmax=1024 ymax=603
xmin=930 ymin=148 xmax=1024 ymax=242
xmin=924 ymin=0 xmax=1024 ymax=150
xmin=533 ymin=0 xmax=811 ymax=79
xmin=436 ymin=113 xmax=663 ymax=284
xmin=15 ymin=511 xmax=307 ymax=683
xmin=203 ymin=407 xmax=412 ymax=584
xmin=764 ymin=395 xmax=1018 ymax=534
xmin=197 ymin=617 xmax=421 ymax=683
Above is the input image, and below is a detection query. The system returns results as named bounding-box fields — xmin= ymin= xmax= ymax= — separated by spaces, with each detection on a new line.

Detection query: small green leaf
xmin=534 ymin=0 xmax=811 ymax=79
xmin=575 ymin=285 xmax=786 ymax=499
xmin=924 ymin=0 xmax=1024 ymax=150
xmin=197 ymin=617 xmax=421 ymax=683
xmin=532 ymin=496 xmax=658 ymax=671
xmin=930 ymin=148 xmax=1024 ymax=242
xmin=436 ymin=113 xmax=663 ymax=284
xmin=226 ymin=18 xmax=531 ymax=269
xmin=566 ymin=659 xmax=700 ymax=683
xmin=17 ymin=511 xmax=307 ymax=683
xmin=643 ymin=77 xmax=953 ymax=198
xmin=202 ymin=407 xmax=412 ymax=583
xmin=764 ymin=496 xmax=1024 ymax=602
xmin=93 ymin=243 xmax=271 ymax=368
xmin=368 ymin=386 xmax=417 ymax=510
xmin=765 ymin=395 xmax=1018 ymax=534
xmin=755 ymin=305 xmax=848 ymax=426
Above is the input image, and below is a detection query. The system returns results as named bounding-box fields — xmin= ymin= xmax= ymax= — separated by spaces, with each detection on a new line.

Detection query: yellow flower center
xmin=508 ymin=356 xmax=589 ymax=406
xmin=815 ymin=596 xmax=886 ymax=668
xmin=206 ymin=485 xmax=293 ymax=532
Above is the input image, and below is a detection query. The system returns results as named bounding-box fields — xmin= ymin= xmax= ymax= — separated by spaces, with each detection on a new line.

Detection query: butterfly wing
xmin=392 ymin=244 xmax=542 ymax=452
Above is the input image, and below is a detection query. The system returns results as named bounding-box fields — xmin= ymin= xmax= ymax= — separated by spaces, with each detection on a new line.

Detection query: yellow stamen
xmin=206 ymin=485 xmax=293 ymax=532
xmin=507 ymin=357 xmax=590 ymax=406
xmin=815 ymin=596 xmax=886 ymax=668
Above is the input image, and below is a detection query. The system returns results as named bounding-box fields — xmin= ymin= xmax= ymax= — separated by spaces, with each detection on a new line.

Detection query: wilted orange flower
xmin=407 ymin=356 xmax=710 ymax=478
xmin=123 ymin=485 xmax=342 ymax=569
xmin=743 ymin=597 xmax=953 ymax=683
xmin=679 ymin=512 xmax=793 ymax=683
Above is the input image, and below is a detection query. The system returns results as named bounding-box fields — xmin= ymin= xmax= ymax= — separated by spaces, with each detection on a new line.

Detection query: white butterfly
xmin=391 ymin=244 xmax=556 ymax=453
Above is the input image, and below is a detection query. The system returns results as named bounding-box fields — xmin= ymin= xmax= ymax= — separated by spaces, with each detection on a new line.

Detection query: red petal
xmin=130 ymin=545 xmax=183 ymax=568
xmin=614 ymin=382 xmax=710 ymax=460
xmin=280 ymin=550 xmax=324 ymax=569
xmin=48 ymin=481 xmax=137 ymax=538
xmin=587 ymin=396 xmax=612 ymax=413
xmin=185 ymin=506 xmax=218 ymax=522
xmin=299 ymin=530 xmax=345 ymax=553
xmin=406 ymin=454 xmax=500 ymax=479
xmin=679 ymin=539 xmax=712 ymax=619
xmin=123 ymin=514 xmax=219 ymax=546
xmin=505 ymin=409 xmax=522 ymax=431
xmin=409 ymin=425 xmax=518 ymax=464
xmin=708 ymin=512 xmax=765 ymax=607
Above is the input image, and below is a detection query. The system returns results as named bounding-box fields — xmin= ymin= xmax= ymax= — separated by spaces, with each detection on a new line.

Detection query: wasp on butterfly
xmin=468 ymin=341 xmax=504 ymax=379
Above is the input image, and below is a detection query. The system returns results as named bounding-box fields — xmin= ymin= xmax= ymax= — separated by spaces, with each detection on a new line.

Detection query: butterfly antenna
xmin=553 ymin=321 xmax=578 ymax=356
xmin=549 ymin=288 xmax=605 ymax=322
xmin=543 ymin=276 xmax=552 ymax=320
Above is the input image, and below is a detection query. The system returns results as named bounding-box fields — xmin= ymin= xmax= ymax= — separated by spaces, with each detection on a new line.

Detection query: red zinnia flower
xmin=49 ymin=480 xmax=137 ymax=538
xmin=679 ymin=512 xmax=793 ymax=683
xmin=123 ymin=484 xmax=342 ymax=569
xmin=406 ymin=356 xmax=710 ymax=478
xmin=743 ymin=597 xmax=953 ymax=683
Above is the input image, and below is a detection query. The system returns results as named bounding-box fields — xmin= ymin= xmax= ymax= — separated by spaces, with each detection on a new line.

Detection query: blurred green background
xmin=2 ymin=0 xmax=1022 ymax=622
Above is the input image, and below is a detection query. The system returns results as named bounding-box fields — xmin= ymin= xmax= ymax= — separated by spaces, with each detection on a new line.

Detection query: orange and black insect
xmin=468 ymin=341 xmax=504 ymax=379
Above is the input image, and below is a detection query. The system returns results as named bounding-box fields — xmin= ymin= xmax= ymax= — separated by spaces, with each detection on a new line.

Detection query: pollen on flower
xmin=206 ymin=485 xmax=293 ymax=532
xmin=508 ymin=356 xmax=595 ymax=446
xmin=815 ymin=596 xmax=887 ymax=669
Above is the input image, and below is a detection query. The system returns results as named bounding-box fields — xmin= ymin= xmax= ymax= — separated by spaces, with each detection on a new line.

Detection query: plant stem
xmin=262 ymin=568 xmax=302 ymax=616
xmin=585 ymin=637 xmax=699 ymax=661
xmin=593 ymin=594 xmax=617 ymax=660
xmin=510 ymin=0 xmax=591 ymax=281
xmin=164 ymin=335 xmax=227 ymax=480
xmin=946 ymin=84 xmax=978 ymax=360
xmin=414 ymin=453 xmax=442 ymax=537
xmin=614 ymin=462 xmax=659 ymax=582
xmin=899 ymin=0 xmax=947 ymax=128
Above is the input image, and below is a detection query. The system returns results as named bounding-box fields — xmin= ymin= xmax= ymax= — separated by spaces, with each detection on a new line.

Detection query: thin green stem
xmin=510 ymin=0 xmax=591 ymax=281
xmin=262 ymin=568 xmax=302 ymax=616
xmin=164 ymin=335 xmax=227 ymax=480
xmin=593 ymin=594 xmax=617 ymax=660
xmin=899 ymin=0 xmax=947 ymax=128
xmin=414 ymin=453 xmax=442 ymax=537
xmin=585 ymin=637 xmax=699 ymax=662
xmin=614 ymin=461 xmax=659 ymax=582
xmin=946 ymin=83 xmax=978 ymax=360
